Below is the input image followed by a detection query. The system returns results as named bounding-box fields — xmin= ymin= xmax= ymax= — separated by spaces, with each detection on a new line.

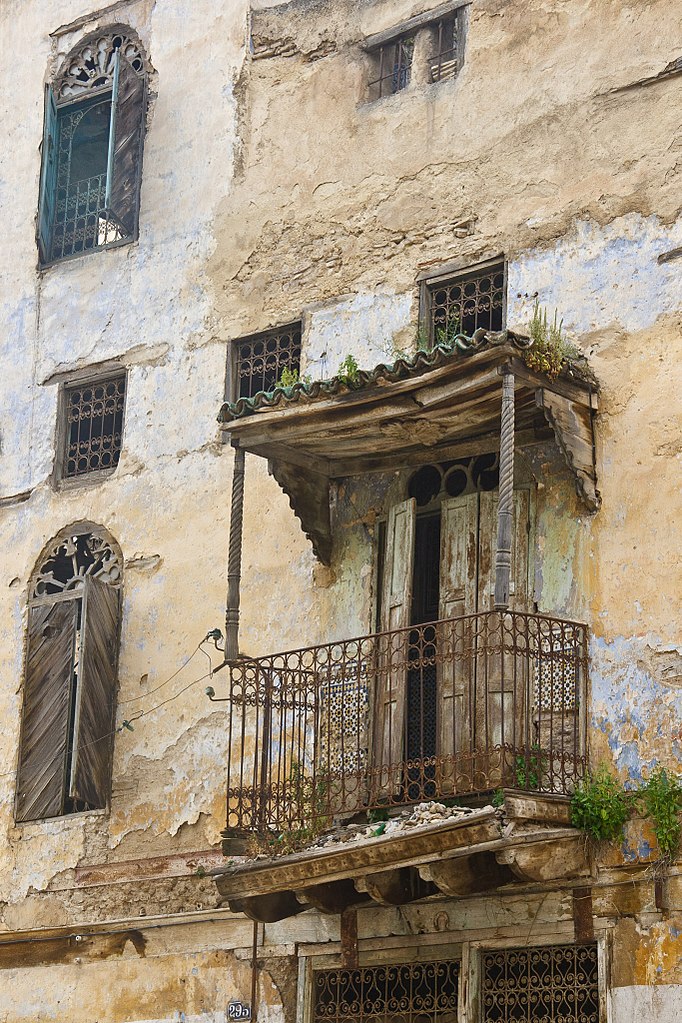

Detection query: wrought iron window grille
xmin=232 ymin=324 xmax=302 ymax=400
xmin=481 ymin=943 xmax=599 ymax=1023
xmin=425 ymin=261 xmax=506 ymax=346
xmin=62 ymin=375 xmax=126 ymax=480
xmin=314 ymin=959 xmax=460 ymax=1023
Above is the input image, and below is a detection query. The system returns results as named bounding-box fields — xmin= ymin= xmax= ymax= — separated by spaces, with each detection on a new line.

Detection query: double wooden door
xmin=374 ymin=489 xmax=532 ymax=797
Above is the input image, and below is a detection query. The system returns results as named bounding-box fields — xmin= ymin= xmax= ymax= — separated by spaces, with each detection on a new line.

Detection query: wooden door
xmin=372 ymin=498 xmax=416 ymax=799
xmin=437 ymin=494 xmax=478 ymax=791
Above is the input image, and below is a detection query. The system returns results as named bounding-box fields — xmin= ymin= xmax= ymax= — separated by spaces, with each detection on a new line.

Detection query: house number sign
xmin=227 ymin=1002 xmax=252 ymax=1021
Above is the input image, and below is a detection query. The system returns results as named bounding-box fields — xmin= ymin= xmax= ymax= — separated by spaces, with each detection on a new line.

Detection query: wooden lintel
xmin=296 ymin=879 xmax=364 ymax=915
xmin=227 ymin=892 xmax=308 ymax=923
xmin=419 ymin=851 xmax=515 ymax=896
xmin=506 ymin=357 xmax=599 ymax=410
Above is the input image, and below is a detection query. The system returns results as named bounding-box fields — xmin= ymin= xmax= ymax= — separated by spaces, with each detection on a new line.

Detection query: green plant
xmin=639 ymin=768 xmax=682 ymax=860
xmin=492 ymin=788 xmax=505 ymax=808
xmin=337 ymin=353 xmax=361 ymax=387
xmin=260 ymin=762 xmax=332 ymax=856
xmin=570 ymin=764 xmax=631 ymax=842
xmin=434 ymin=316 xmax=461 ymax=349
xmin=368 ymin=807 xmax=390 ymax=823
xmin=415 ymin=324 xmax=431 ymax=352
xmin=515 ymin=743 xmax=547 ymax=790
xmin=275 ymin=366 xmax=300 ymax=389
xmin=524 ymin=300 xmax=570 ymax=380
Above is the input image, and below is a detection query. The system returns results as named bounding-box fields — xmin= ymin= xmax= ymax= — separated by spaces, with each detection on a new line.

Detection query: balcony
xmin=216 ymin=611 xmax=590 ymax=922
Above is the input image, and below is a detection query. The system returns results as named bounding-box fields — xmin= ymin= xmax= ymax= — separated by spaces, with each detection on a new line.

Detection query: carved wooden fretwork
xmin=56 ymin=30 xmax=145 ymax=102
xmin=32 ymin=530 xmax=122 ymax=598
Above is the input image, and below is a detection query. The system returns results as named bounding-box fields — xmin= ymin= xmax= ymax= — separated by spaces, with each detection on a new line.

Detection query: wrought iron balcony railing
xmin=225 ymin=611 xmax=588 ymax=840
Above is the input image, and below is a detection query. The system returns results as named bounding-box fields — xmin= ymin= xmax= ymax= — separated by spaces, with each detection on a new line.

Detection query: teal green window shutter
xmin=37 ymin=85 xmax=58 ymax=263
xmin=105 ymin=49 xmax=147 ymax=237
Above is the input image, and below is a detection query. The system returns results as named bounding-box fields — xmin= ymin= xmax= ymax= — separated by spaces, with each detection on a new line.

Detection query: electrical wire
xmin=118 ymin=642 xmax=203 ymax=703
xmin=0 ymin=640 xmax=223 ymax=784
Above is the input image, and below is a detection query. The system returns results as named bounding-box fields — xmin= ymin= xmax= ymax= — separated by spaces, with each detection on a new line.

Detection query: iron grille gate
xmin=481 ymin=944 xmax=599 ymax=1023
xmin=314 ymin=961 xmax=460 ymax=1023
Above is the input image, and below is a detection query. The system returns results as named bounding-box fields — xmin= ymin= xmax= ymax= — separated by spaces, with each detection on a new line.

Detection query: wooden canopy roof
xmin=218 ymin=333 xmax=600 ymax=565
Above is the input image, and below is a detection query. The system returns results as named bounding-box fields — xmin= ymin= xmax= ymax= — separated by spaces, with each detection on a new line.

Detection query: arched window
xmin=38 ymin=26 xmax=149 ymax=264
xmin=15 ymin=526 xmax=123 ymax=822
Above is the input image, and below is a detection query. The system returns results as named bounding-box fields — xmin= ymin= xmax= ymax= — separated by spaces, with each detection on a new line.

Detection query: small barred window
xmin=314 ymin=960 xmax=459 ymax=1023
xmin=368 ymin=35 xmax=415 ymax=100
xmin=427 ymin=261 xmax=506 ymax=345
xmin=64 ymin=375 xmax=126 ymax=479
xmin=429 ymin=17 xmax=460 ymax=82
xmin=234 ymin=324 xmax=302 ymax=399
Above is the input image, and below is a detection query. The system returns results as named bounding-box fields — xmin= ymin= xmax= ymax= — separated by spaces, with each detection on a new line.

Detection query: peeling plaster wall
xmin=1 ymin=0 xmax=681 ymax=1016
xmin=0 ymin=0 xmax=251 ymax=918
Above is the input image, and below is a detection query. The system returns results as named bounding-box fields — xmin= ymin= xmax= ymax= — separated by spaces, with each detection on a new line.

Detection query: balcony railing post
xmin=494 ymin=369 xmax=515 ymax=610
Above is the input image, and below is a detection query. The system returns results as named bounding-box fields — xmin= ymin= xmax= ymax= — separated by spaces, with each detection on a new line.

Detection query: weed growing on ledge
xmin=571 ymin=765 xmax=631 ymax=841
xmin=638 ymin=768 xmax=682 ymax=861
xmin=524 ymin=299 xmax=574 ymax=380
xmin=571 ymin=764 xmax=682 ymax=860
xmin=337 ymin=353 xmax=361 ymax=387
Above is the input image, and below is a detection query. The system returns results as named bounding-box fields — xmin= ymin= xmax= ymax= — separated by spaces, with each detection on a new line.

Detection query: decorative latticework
xmin=535 ymin=630 xmax=579 ymax=713
xmin=32 ymin=531 xmax=123 ymax=599
xmin=235 ymin=324 xmax=302 ymax=399
xmin=320 ymin=665 xmax=370 ymax=775
xmin=56 ymin=31 xmax=145 ymax=101
xmin=64 ymin=376 xmax=126 ymax=479
xmin=408 ymin=455 xmax=500 ymax=507
xmin=481 ymin=944 xmax=599 ymax=1023
xmin=314 ymin=960 xmax=459 ymax=1023
xmin=428 ymin=263 xmax=505 ymax=342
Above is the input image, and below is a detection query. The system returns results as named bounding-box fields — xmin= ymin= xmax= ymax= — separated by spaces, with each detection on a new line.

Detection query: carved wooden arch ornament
xmin=31 ymin=524 xmax=123 ymax=600
xmin=54 ymin=25 xmax=147 ymax=102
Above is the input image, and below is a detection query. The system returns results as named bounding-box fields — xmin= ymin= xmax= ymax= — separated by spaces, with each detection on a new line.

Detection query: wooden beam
xmin=495 ymin=835 xmax=588 ymax=883
xmin=227 ymin=892 xmax=308 ymax=923
xmin=340 ymin=909 xmax=358 ymax=969
xmin=296 ymin=879 xmax=364 ymax=915
xmin=572 ymin=886 xmax=594 ymax=941
xmin=419 ymin=852 xmax=515 ymax=896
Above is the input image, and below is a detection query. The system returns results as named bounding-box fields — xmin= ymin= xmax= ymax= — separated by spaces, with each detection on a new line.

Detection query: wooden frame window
xmin=59 ymin=372 xmax=127 ymax=481
xmin=364 ymin=3 xmax=468 ymax=101
xmin=229 ymin=323 xmax=302 ymax=401
xmin=38 ymin=28 xmax=148 ymax=266
xmin=421 ymin=258 xmax=506 ymax=346
xmin=15 ymin=527 xmax=122 ymax=823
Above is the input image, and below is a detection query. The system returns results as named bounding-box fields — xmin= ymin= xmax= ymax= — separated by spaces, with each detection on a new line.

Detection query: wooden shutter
xmin=15 ymin=600 xmax=78 ymax=822
xmin=69 ymin=578 xmax=121 ymax=809
xmin=106 ymin=51 xmax=146 ymax=236
xmin=373 ymin=498 xmax=416 ymax=798
xmin=476 ymin=490 xmax=532 ymax=784
xmin=437 ymin=494 xmax=478 ymax=790
xmin=37 ymin=86 xmax=59 ymax=263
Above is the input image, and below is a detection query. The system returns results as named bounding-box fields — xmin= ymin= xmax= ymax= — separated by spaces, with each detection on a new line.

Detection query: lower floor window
xmin=481 ymin=944 xmax=599 ymax=1022
xmin=314 ymin=960 xmax=459 ymax=1023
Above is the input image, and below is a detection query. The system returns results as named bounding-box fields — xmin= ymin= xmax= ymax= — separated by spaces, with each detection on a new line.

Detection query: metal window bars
xmin=429 ymin=263 xmax=506 ymax=344
xmin=314 ymin=960 xmax=460 ymax=1023
xmin=235 ymin=325 xmax=302 ymax=399
xmin=224 ymin=610 xmax=588 ymax=838
xmin=368 ymin=36 xmax=416 ymax=100
xmin=429 ymin=17 xmax=460 ymax=83
xmin=64 ymin=376 xmax=126 ymax=478
xmin=481 ymin=944 xmax=599 ymax=1023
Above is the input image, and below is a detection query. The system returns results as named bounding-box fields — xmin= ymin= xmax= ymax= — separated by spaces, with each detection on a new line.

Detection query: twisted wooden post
xmin=494 ymin=370 xmax=515 ymax=610
xmin=226 ymin=444 xmax=245 ymax=661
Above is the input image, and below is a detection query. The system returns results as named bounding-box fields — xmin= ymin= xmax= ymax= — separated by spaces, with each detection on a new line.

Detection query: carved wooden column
xmin=226 ymin=444 xmax=245 ymax=660
xmin=494 ymin=369 xmax=515 ymax=610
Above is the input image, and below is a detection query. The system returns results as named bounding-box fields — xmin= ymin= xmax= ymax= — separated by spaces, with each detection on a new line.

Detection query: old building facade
xmin=0 ymin=0 xmax=680 ymax=1020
